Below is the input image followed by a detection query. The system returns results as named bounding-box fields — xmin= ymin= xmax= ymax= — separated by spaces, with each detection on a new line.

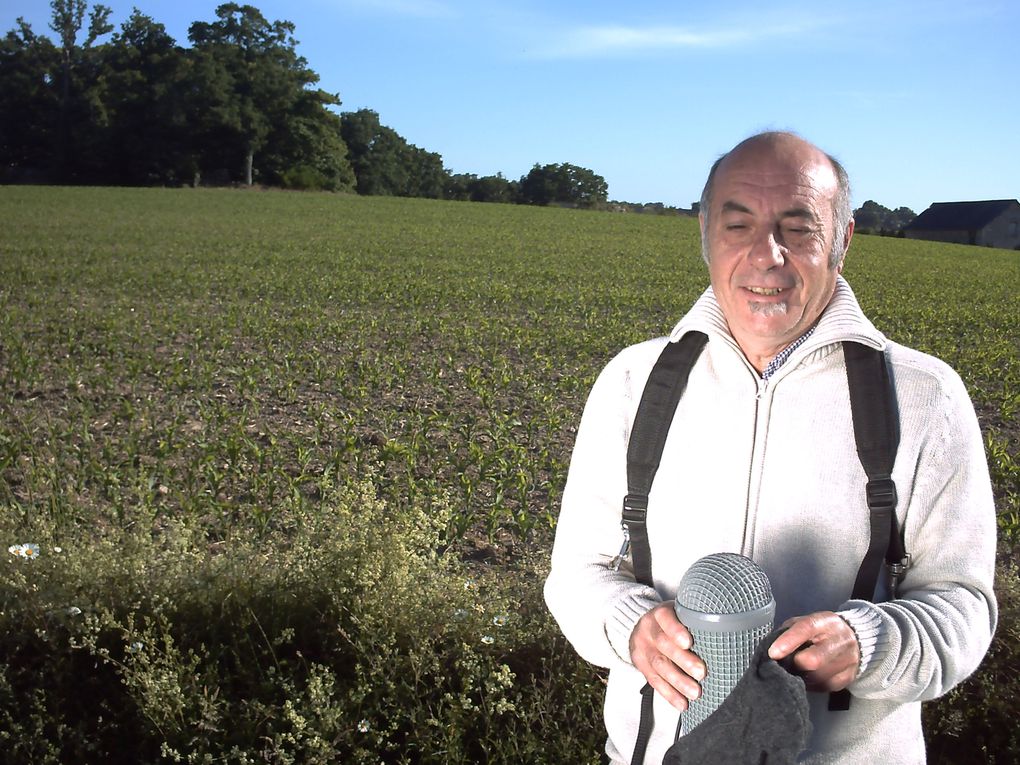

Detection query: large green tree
xmin=257 ymin=87 xmax=355 ymax=191
xmin=99 ymin=10 xmax=191 ymax=184
xmin=188 ymin=3 xmax=349 ymax=187
xmin=49 ymin=0 xmax=112 ymax=181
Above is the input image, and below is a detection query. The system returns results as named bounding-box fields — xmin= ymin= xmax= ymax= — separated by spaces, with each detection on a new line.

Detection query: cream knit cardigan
xmin=544 ymin=277 xmax=997 ymax=765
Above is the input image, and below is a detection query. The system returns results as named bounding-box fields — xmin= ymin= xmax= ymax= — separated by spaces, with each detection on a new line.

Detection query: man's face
xmin=701 ymin=137 xmax=851 ymax=365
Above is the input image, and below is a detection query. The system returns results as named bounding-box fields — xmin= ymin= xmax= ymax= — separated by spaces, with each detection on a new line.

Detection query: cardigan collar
xmin=668 ymin=276 xmax=888 ymax=364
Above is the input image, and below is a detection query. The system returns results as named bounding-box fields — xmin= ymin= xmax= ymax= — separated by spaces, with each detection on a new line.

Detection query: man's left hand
xmin=767 ymin=612 xmax=860 ymax=692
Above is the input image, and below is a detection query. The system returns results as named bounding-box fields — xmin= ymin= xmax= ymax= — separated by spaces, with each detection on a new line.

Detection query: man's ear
xmin=837 ymin=218 xmax=855 ymax=274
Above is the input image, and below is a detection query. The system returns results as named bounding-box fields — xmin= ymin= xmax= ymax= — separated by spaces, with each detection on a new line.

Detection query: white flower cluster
xmin=8 ymin=543 xmax=40 ymax=560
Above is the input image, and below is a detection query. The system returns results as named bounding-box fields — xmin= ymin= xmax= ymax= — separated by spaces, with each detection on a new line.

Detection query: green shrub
xmin=279 ymin=165 xmax=330 ymax=191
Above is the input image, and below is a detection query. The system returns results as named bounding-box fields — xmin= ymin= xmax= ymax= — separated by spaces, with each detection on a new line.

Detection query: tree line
xmin=0 ymin=1 xmax=609 ymax=208
xmin=852 ymin=200 xmax=916 ymax=236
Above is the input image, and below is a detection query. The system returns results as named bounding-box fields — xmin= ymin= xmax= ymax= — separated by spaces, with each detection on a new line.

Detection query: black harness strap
xmin=624 ymin=331 xmax=708 ymax=586
xmin=830 ymin=341 xmax=905 ymax=711
xmin=629 ymin=683 xmax=656 ymax=765
xmin=624 ymin=332 xmax=707 ymax=765
xmin=844 ymin=341 xmax=904 ymax=600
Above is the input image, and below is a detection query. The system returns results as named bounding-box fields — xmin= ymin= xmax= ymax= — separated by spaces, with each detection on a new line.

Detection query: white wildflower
xmin=8 ymin=543 xmax=40 ymax=560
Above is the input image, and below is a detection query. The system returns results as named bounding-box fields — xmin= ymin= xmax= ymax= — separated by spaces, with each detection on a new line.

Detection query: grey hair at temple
xmin=698 ymin=131 xmax=852 ymax=269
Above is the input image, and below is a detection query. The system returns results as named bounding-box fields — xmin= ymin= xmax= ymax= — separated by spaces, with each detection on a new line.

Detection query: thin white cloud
xmin=535 ymin=20 xmax=825 ymax=59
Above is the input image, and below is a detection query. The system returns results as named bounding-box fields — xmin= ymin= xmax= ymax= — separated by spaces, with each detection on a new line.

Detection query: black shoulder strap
xmin=844 ymin=341 xmax=904 ymax=599
xmin=624 ymin=331 xmax=708 ymax=587
xmin=829 ymin=341 xmax=906 ymax=712
xmin=624 ymin=331 xmax=707 ymax=765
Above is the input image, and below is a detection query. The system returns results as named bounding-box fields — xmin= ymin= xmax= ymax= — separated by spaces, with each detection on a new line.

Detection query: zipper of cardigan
xmin=743 ymin=374 xmax=767 ymax=557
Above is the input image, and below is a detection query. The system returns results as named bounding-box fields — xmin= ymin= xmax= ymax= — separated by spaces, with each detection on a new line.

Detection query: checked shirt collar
xmin=761 ymin=326 xmax=817 ymax=381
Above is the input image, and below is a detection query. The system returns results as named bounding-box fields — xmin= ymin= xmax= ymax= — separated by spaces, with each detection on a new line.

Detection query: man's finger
xmin=768 ymin=616 xmax=818 ymax=660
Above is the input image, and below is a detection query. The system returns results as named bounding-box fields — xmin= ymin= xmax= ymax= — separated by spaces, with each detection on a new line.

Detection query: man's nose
xmin=748 ymin=229 xmax=786 ymax=268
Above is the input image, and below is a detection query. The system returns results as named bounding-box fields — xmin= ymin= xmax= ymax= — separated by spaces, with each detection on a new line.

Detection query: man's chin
xmin=747 ymin=301 xmax=790 ymax=318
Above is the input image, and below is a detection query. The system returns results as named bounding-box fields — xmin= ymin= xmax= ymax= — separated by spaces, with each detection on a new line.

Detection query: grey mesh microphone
xmin=674 ymin=552 xmax=775 ymax=735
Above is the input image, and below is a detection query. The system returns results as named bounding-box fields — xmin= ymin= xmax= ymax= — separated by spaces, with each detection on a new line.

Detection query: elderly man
xmin=544 ymin=132 xmax=997 ymax=763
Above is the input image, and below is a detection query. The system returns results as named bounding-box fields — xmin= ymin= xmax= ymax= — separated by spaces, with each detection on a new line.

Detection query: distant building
xmin=903 ymin=199 xmax=1020 ymax=250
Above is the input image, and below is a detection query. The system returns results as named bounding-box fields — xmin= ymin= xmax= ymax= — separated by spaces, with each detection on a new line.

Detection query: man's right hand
xmin=629 ymin=602 xmax=707 ymax=711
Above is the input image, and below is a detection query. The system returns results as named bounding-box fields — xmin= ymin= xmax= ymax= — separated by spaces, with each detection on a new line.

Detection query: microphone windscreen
xmin=674 ymin=552 xmax=775 ymax=734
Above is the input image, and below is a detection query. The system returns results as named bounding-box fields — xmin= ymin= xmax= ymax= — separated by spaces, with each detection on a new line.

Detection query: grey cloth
xmin=662 ymin=627 xmax=811 ymax=765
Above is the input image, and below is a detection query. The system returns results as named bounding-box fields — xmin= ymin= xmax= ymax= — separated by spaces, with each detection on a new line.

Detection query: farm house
xmin=904 ymin=199 xmax=1020 ymax=249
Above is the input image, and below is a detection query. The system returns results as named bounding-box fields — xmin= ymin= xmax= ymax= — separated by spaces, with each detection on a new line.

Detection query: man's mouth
xmin=746 ymin=287 xmax=785 ymax=296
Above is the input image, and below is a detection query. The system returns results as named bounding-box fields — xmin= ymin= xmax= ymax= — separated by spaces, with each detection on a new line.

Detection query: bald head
xmin=699 ymin=132 xmax=852 ymax=268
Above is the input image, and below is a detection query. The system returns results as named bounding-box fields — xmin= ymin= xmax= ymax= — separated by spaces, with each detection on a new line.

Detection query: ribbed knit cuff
xmin=837 ymin=603 xmax=885 ymax=676
xmin=605 ymin=591 xmax=662 ymax=664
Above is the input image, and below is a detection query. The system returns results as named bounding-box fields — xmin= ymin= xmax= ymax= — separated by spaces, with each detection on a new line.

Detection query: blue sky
xmin=6 ymin=0 xmax=1019 ymax=212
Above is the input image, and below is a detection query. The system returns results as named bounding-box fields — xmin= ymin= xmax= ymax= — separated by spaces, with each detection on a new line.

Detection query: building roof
xmin=905 ymin=199 xmax=1020 ymax=232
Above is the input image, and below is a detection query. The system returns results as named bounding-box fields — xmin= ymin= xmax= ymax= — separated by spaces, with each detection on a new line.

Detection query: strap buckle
xmin=865 ymin=477 xmax=897 ymax=510
xmin=614 ymin=495 xmax=648 ymax=573
xmin=887 ymin=553 xmax=912 ymax=598
xmin=622 ymin=494 xmax=648 ymax=526
xmin=887 ymin=553 xmax=912 ymax=580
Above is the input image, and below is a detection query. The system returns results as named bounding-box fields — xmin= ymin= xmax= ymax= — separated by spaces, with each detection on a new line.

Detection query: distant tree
xmin=444 ymin=172 xmax=473 ymax=201
xmin=518 ymin=164 xmax=556 ymax=206
xmin=473 ymin=173 xmax=517 ymax=203
xmin=890 ymin=206 xmax=916 ymax=231
xmin=853 ymin=200 xmax=886 ymax=233
xmin=0 ymin=19 xmax=61 ymax=180
xmin=260 ymin=91 xmax=355 ymax=191
xmin=340 ymin=109 xmax=445 ymax=198
xmin=188 ymin=3 xmax=336 ymax=186
xmin=47 ymin=0 xmax=112 ymax=181
xmin=404 ymin=144 xmax=446 ymax=198
xmin=519 ymin=163 xmax=608 ymax=208
xmin=853 ymin=200 xmax=916 ymax=236
xmin=340 ymin=109 xmax=405 ymax=195
xmin=100 ymin=10 xmax=191 ymax=184
xmin=445 ymin=172 xmax=518 ymax=203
